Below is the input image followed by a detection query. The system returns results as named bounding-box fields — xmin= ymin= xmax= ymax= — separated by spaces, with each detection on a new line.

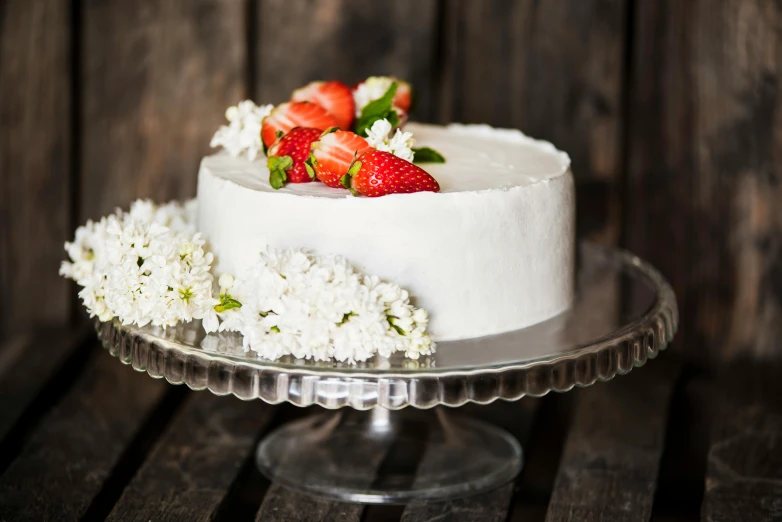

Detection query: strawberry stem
xmin=268 ymin=155 xmax=293 ymax=189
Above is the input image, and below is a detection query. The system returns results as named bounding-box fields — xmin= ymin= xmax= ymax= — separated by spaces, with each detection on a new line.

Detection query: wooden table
xmin=1 ymin=324 xmax=780 ymax=522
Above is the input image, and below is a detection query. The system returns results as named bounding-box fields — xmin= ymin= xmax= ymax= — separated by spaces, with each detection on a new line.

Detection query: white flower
xmin=210 ymin=100 xmax=273 ymax=161
xmin=61 ymin=199 xmax=219 ymax=333
xmin=365 ymin=118 xmax=416 ymax=162
xmin=62 ymin=200 xmax=434 ymax=364
xmin=218 ymin=273 xmax=235 ymax=292
xmin=217 ymin=246 xmax=434 ymax=363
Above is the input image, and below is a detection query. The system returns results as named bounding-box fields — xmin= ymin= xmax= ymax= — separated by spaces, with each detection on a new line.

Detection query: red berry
xmin=310 ymin=130 xmax=372 ymax=188
xmin=394 ymin=81 xmax=412 ymax=112
xmin=346 ymin=149 xmax=440 ymax=197
xmin=267 ymin=127 xmax=323 ymax=188
xmin=261 ymin=102 xmax=338 ymax=149
xmin=291 ymin=81 xmax=355 ymax=130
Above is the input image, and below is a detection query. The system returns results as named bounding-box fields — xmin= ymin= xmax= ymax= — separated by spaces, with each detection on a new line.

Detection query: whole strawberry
xmin=267 ymin=127 xmax=324 ymax=189
xmin=309 ymin=130 xmax=372 ymax=188
xmin=343 ymin=149 xmax=440 ymax=197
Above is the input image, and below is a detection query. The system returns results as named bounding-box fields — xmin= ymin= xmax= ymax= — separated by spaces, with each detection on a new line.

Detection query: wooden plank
xmin=440 ymin=0 xmax=627 ymax=243
xmin=0 ymin=326 xmax=89 ymax=445
xmin=626 ymin=0 xmax=782 ymax=364
xmin=0 ymin=0 xmax=72 ymax=334
xmin=701 ymin=361 xmax=782 ymax=522
xmin=401 ymin=400 xmax=540 ymax=522
xmin=255 ymin=0 xmax=439 ymax=121
xmin=544 ymin=362 xmax=679 ymax=522
xmin=0 ymin=333 xmax=31 ymax=377
xmin=257 ymin=488 xmax=365 ymax=522
xmin=106 ymin=392 xmax=275 ymax=522
xmin=0 ymin=349 xmax=167 ymax=521
xmin=255 ymin=410 xmax=395 ymax=522
xmin=81 ymin=0 xmax=247 ymax=221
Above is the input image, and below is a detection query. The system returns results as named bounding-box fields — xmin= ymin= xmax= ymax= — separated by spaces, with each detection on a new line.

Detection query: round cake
xmin=197 ymin=122 xmax=575 ymax=341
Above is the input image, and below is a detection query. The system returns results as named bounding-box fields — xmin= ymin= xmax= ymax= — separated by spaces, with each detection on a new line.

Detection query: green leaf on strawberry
xmin=412 ymin=147 xmax=445 ymax=164
xmin=304 ymin=162 xmax=316 ymax=180
xmin=354 ymin=82 xmax=399 ymax=137
xmin=268 ymin=155 xmax=293 ymax=189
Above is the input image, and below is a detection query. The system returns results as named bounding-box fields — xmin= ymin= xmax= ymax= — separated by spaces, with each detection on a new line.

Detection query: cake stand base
xmin=255 ymin=407 xmax=523 ymax=504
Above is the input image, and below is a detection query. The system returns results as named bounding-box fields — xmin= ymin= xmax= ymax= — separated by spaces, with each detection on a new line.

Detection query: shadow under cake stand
xmin=97 ymin=242 xmax=678 ymax=504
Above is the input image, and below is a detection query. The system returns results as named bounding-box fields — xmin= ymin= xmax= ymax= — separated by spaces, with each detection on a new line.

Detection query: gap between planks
xmin=543 ymin=360 xmax=681 ymax=522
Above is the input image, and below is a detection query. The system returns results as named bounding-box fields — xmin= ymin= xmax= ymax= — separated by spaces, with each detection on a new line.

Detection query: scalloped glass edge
xmin=95 ymin=243 xmax=678 ymax=410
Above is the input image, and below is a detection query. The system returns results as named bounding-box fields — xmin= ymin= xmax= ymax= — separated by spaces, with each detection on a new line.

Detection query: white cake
xmin=197 ymin=123 xmax=575 ymax=341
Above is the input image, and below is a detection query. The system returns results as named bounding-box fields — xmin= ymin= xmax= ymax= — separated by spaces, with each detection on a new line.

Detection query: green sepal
xmin=354 ymin=82 xmax=399 ymax=137
xmin=304 ymin=162 xmax=316 ymax=180
xmin=338 ymin=311 xmax=355 ymax=325
xmin=214 ymin=293 xmax=242 ymax=313
xmin=412 ymin=147 xmax=445 ymax=164
xmin=348 ymin=160 xmax=362 ymax=176
xmin=321 ymin=126 xmax=339 ymax=137
xmin=270 ymin=326 xmax=280 ymax=333
xmin=387 ymin=315 xmax=406 ymax=336
xmin=340 ymin=173 xmax=358 ymax=196
xmin=268 ymin=155 xmax=293 ymax=189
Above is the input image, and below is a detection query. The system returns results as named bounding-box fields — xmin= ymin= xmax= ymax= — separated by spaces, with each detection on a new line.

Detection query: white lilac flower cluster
xmin=210 ymin=100 xmax=273 ymax=161
xmin=216 ymin=247 xmax=434 ymax=363
xmin=353 ymin=76 xmax=402 ymax=116
xmin=60 ymin=200 xmax=219 ymax=332
xmin=365 ymin=118 xmax=416 ymax=162
xmin=61 ymin=201 xmax=435 ymax=364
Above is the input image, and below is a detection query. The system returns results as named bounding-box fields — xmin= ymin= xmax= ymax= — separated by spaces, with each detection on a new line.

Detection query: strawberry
xmin=343 ymin=149 xmax=440 ymax=197
xmin=291 ymin=81 xmax=355 ymax=130
xmin=267 ymin=127 xmax=323 ymax=189
xmin=393 ymin=81 xmax=412 ymax=112
xmin=309 ymin=130 xmax=372 ymax=188
xmin=261 ymin=102 xmax=338 ymax=149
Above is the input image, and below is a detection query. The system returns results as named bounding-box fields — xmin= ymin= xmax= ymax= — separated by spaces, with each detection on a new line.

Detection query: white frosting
xmin=198 ymin=123 xmax=575 ymax=341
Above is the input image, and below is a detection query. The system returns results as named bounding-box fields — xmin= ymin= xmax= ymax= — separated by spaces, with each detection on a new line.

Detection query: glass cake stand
xmin=97 ymin=242 xmax=677 ymax=504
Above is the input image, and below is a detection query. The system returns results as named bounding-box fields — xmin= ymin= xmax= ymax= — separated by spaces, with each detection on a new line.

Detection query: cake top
xmin=208 ymin=76 xmax=572 ymax=198
xmin=204 ymin=122 xmax=571 ymax=197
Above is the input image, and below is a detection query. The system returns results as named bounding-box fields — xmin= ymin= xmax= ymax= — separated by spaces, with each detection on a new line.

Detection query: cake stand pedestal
xmin=97 ymin=242 xmax=678 ymax=504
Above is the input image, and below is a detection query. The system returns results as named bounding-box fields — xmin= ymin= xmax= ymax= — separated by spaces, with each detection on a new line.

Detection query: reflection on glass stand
xmin=98 ymin=242 xmax=678 ymax=503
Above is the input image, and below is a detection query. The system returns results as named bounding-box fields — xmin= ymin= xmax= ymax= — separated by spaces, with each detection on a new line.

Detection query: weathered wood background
xmin=2 ymin=0 xmax=781 ymax=371
xmin=2 ymin=3 xmax=782 ymax=520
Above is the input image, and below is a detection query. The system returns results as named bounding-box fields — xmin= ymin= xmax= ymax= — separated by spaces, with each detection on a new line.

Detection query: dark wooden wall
xmin=2 ymin=0 xmax=781 ymax=367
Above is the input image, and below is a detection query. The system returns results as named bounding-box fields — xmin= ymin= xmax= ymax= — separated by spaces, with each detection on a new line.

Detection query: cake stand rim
xmin=96 ymin=241 xmax=678 ymax=409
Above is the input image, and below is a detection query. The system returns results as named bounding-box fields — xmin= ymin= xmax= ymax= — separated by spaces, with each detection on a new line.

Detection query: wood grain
xmin=701 ymin=360 xmax=782 ymax=522
xmin=80 ymin=0 xmax=247 ymax=221
xmin=257 ymin=490 xmax=364 ymax=522
xmin=626 ymin=0 xmax=782 ymax=364
xmin=401 ymin=400 xmax=540 ymax=522
xmin=544 ymin=362 xmax=679 ymax=522
xmin=107 ymin=391 xmax=275 ymax=522
xmin=255 ymin=0 xmax=439 ymax=121
xmin=0 ymin=0 xmax=72 ymax=335
xmin=0 ymin=326 xmax=89 ymax=444
xmin=255 ymin=410 xmax=395 ymax=522
xmin=0 ymin=350 xmax=166 ymax=522
xmin=440 ymin=0 xmax=627 ymax=242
